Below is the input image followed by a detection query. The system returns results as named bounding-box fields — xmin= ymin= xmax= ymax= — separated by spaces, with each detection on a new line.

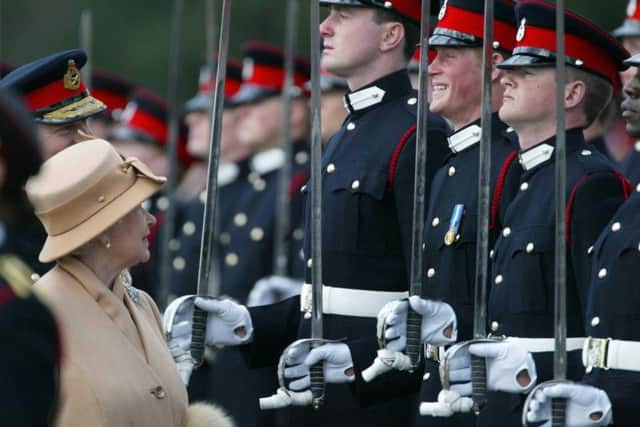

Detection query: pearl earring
xmin=104 ymin=240 xmax=111 ymax=249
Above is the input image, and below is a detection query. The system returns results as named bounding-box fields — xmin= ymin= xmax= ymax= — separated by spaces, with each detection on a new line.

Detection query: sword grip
xmin=191 ymin=306 xmax=208 ymax=367
xmin=471 ymin=354 xmax=488 ymax=414
xmin=406 ymin=308 xmax=422 ymax=368
xmin=310 ymin=352 xmax=324 ymax=410
xmin=551 ymin=397 xmax=566 ymax=427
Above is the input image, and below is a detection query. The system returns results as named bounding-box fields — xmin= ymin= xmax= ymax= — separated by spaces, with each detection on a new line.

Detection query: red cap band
xmin=126 ymin=109 xmax=168 ymax=146
xmin=517 ymin=24 xmax=620 ymax=92
xmin=198 ymin=78 xmax=242 ymax=99
xmin=24 ymin=79 xmax=87 ymax=112
xmin=437 ymin=5 xmax=517 ymax=51
xmin=247 ymin=63 xmax=308 ymax=91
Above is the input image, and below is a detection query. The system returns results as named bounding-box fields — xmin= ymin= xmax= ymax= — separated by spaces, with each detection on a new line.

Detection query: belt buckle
xmin=585 ymin=337 xmax=610 ymax=372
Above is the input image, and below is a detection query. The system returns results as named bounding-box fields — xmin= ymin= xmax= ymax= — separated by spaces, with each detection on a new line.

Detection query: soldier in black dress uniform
xmin=443 ymin=2 xmax=632 ymax=425
xmin=0 ymin=88 xmax=61 ymax=427
xmin=525 ymin=49 xmax=640 ymax=427
xmin=164 ymin=1 xmax=451 ymax=426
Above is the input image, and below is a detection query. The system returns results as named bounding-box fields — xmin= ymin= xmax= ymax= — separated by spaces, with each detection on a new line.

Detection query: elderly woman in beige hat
xmin=26 ymin=139 xmax=233 ymax=427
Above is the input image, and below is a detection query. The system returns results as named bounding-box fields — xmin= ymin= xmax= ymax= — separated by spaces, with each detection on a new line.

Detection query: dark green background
xmin=0 ymin=1 xmax=629 ymax=102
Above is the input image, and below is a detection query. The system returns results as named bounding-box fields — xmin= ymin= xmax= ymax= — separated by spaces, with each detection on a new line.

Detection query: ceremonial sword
xmin=404 ymin=0 xmax=434 ymax=370
xmin=308 ymin=0 xmax=325 ymax=409
xmin=191 ymin=0 xmax=233 ymax=367
xmin=469 ymin=0 xmax=495 ymax=414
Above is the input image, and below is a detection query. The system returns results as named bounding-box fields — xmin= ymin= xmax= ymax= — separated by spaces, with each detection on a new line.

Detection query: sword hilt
xmin=191 ymin=306 xmax=208 ymax=367
xmin=551 ymin=397 xmax=566 ymax=427
xmin=310 ymin=341 xmax=325 ymax=410
xmin=405 ymin=307 xmax=423 ymax=369
xmin=471 ymin=354 xmax=488 ymax=414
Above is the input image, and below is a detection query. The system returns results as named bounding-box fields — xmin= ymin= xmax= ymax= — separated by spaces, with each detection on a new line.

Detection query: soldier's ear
xmin=565 ymin=80 xmax=587 ymax=110
xmin=491 ymin=52 xmax=506 ymax=82
xmin=380 ymin=22 xmax=404 ymax=54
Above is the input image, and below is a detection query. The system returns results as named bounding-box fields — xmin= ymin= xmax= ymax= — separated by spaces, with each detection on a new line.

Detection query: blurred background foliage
xmin=0 ymin=0 xmax=629 ymax=103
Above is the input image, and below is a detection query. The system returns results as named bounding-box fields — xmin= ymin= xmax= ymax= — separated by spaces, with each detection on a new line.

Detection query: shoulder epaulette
xmin=0 ymin=254 xmax=36 ymax=298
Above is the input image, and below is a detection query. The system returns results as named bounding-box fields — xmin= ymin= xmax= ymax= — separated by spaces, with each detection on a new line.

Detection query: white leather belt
xmin=505 ymin=337 xmax=585 ymax=353
xmin=583 ymin=337 xmax=640 ymax=373
xmin=300 ymin=283 xmax=408 ymax=318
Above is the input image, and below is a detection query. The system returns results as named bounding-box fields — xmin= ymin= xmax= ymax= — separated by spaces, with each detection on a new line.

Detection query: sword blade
xmin=79 ymin=9 xmax=92 ymax=91
xmin=309 ymin=0 xmax=324 ymax=409
xmin=191 ymin=0 xmax=233 ymax=367
xmin=157 ymin=0 xmax=184 ymax=311
xmin=405 ymin=0 xmax=433 ymax=369
xmin=471 ymin=0 xmax=494 ymax=413
xmin=273 ymin=0 xmax=299 ymax=276
xmin=553 ymin=2 xmax=567 ymax=425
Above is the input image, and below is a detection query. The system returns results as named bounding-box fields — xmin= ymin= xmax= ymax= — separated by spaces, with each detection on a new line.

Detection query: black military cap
xmin=498 ymin=0 xmax=630 ymax=94
xmin=612 ymin=0 xmax=640 ymax=39
xmin=430 ymin=0 xmax=517 ymax=51
xmin=231 ymin=41 xmax=311 ymax=106
xmin=0 ymin=49 xmax=106 ymax=124
xmin=184 ymin=58 xmax=243 ymax=113
xmin=0 ymin=89 xmax=41 ymax=195
xmin=112 ymin=88 xmax=193 ymax=167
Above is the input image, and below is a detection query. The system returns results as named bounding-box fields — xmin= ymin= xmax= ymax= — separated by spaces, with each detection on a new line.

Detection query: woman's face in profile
xmin=108 ymin=205 xmax=156 ymax=267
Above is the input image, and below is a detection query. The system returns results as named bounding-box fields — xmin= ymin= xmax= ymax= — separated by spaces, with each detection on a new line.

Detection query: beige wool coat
xmin=34 ymin=256 xmax=188 ymax=427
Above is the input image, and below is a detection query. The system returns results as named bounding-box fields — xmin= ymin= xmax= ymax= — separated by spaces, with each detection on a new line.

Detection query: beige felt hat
xmin=26 ymin=139 xmax=166 ymax=262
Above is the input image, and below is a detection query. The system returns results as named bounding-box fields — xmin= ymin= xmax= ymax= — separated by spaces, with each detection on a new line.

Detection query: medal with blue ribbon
xmin=444 ymin=204 xmax=464 ymax=246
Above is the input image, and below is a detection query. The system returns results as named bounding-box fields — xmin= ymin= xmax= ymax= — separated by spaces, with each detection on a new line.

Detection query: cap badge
xmin=516 ymin=18 xmax=527 ymax=42
xmin=628 ymin=0 xmax=637 ymax=17
xmin=438 ymin=0 xmax=448 ymax=21
xmin=242 ymin=57 xmax=254 ymax=81
xmin=63 ymin=59 xmax=81 ymax=90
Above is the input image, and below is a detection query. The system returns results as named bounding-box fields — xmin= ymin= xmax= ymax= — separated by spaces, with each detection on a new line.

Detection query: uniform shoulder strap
xmin=0 ymin=254 xmax=35 ymax=298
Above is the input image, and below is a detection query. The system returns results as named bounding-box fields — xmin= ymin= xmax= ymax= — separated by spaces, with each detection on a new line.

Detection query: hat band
xmin=436 ymin=5 xmax=517 ymax=51
xmin=126 ymin=109 xmax=168 ymax=146
xmin=514 ymin=24 xmax=620 ymax=92
xmin=25 ymin=79 xmax=88 ymax=112
xmin=37 ymin=158 xmax=159 ymax=237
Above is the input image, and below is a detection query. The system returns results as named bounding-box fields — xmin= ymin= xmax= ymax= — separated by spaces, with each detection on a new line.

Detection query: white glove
xmin=247 ymin=276 xmax=303 ymax=307
xmin=419 ymin=389 xmax=474 ymax=417
xmin=168 ymin=341 xmax=194 ymax=385
xmin=195 ymin=297 xmax=254 ymax=347
xmin=526 ymin=383 xmax=613 ymax=427
xmin=442 ymin=341 xmax=537 ymax=396
xmin=163 ymin=295 xmax=197 ymax=352
xmin=283 ymin=340 xmax=355 ymax=391
xmin=379 ymin=296 xmax=457 ymax=351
